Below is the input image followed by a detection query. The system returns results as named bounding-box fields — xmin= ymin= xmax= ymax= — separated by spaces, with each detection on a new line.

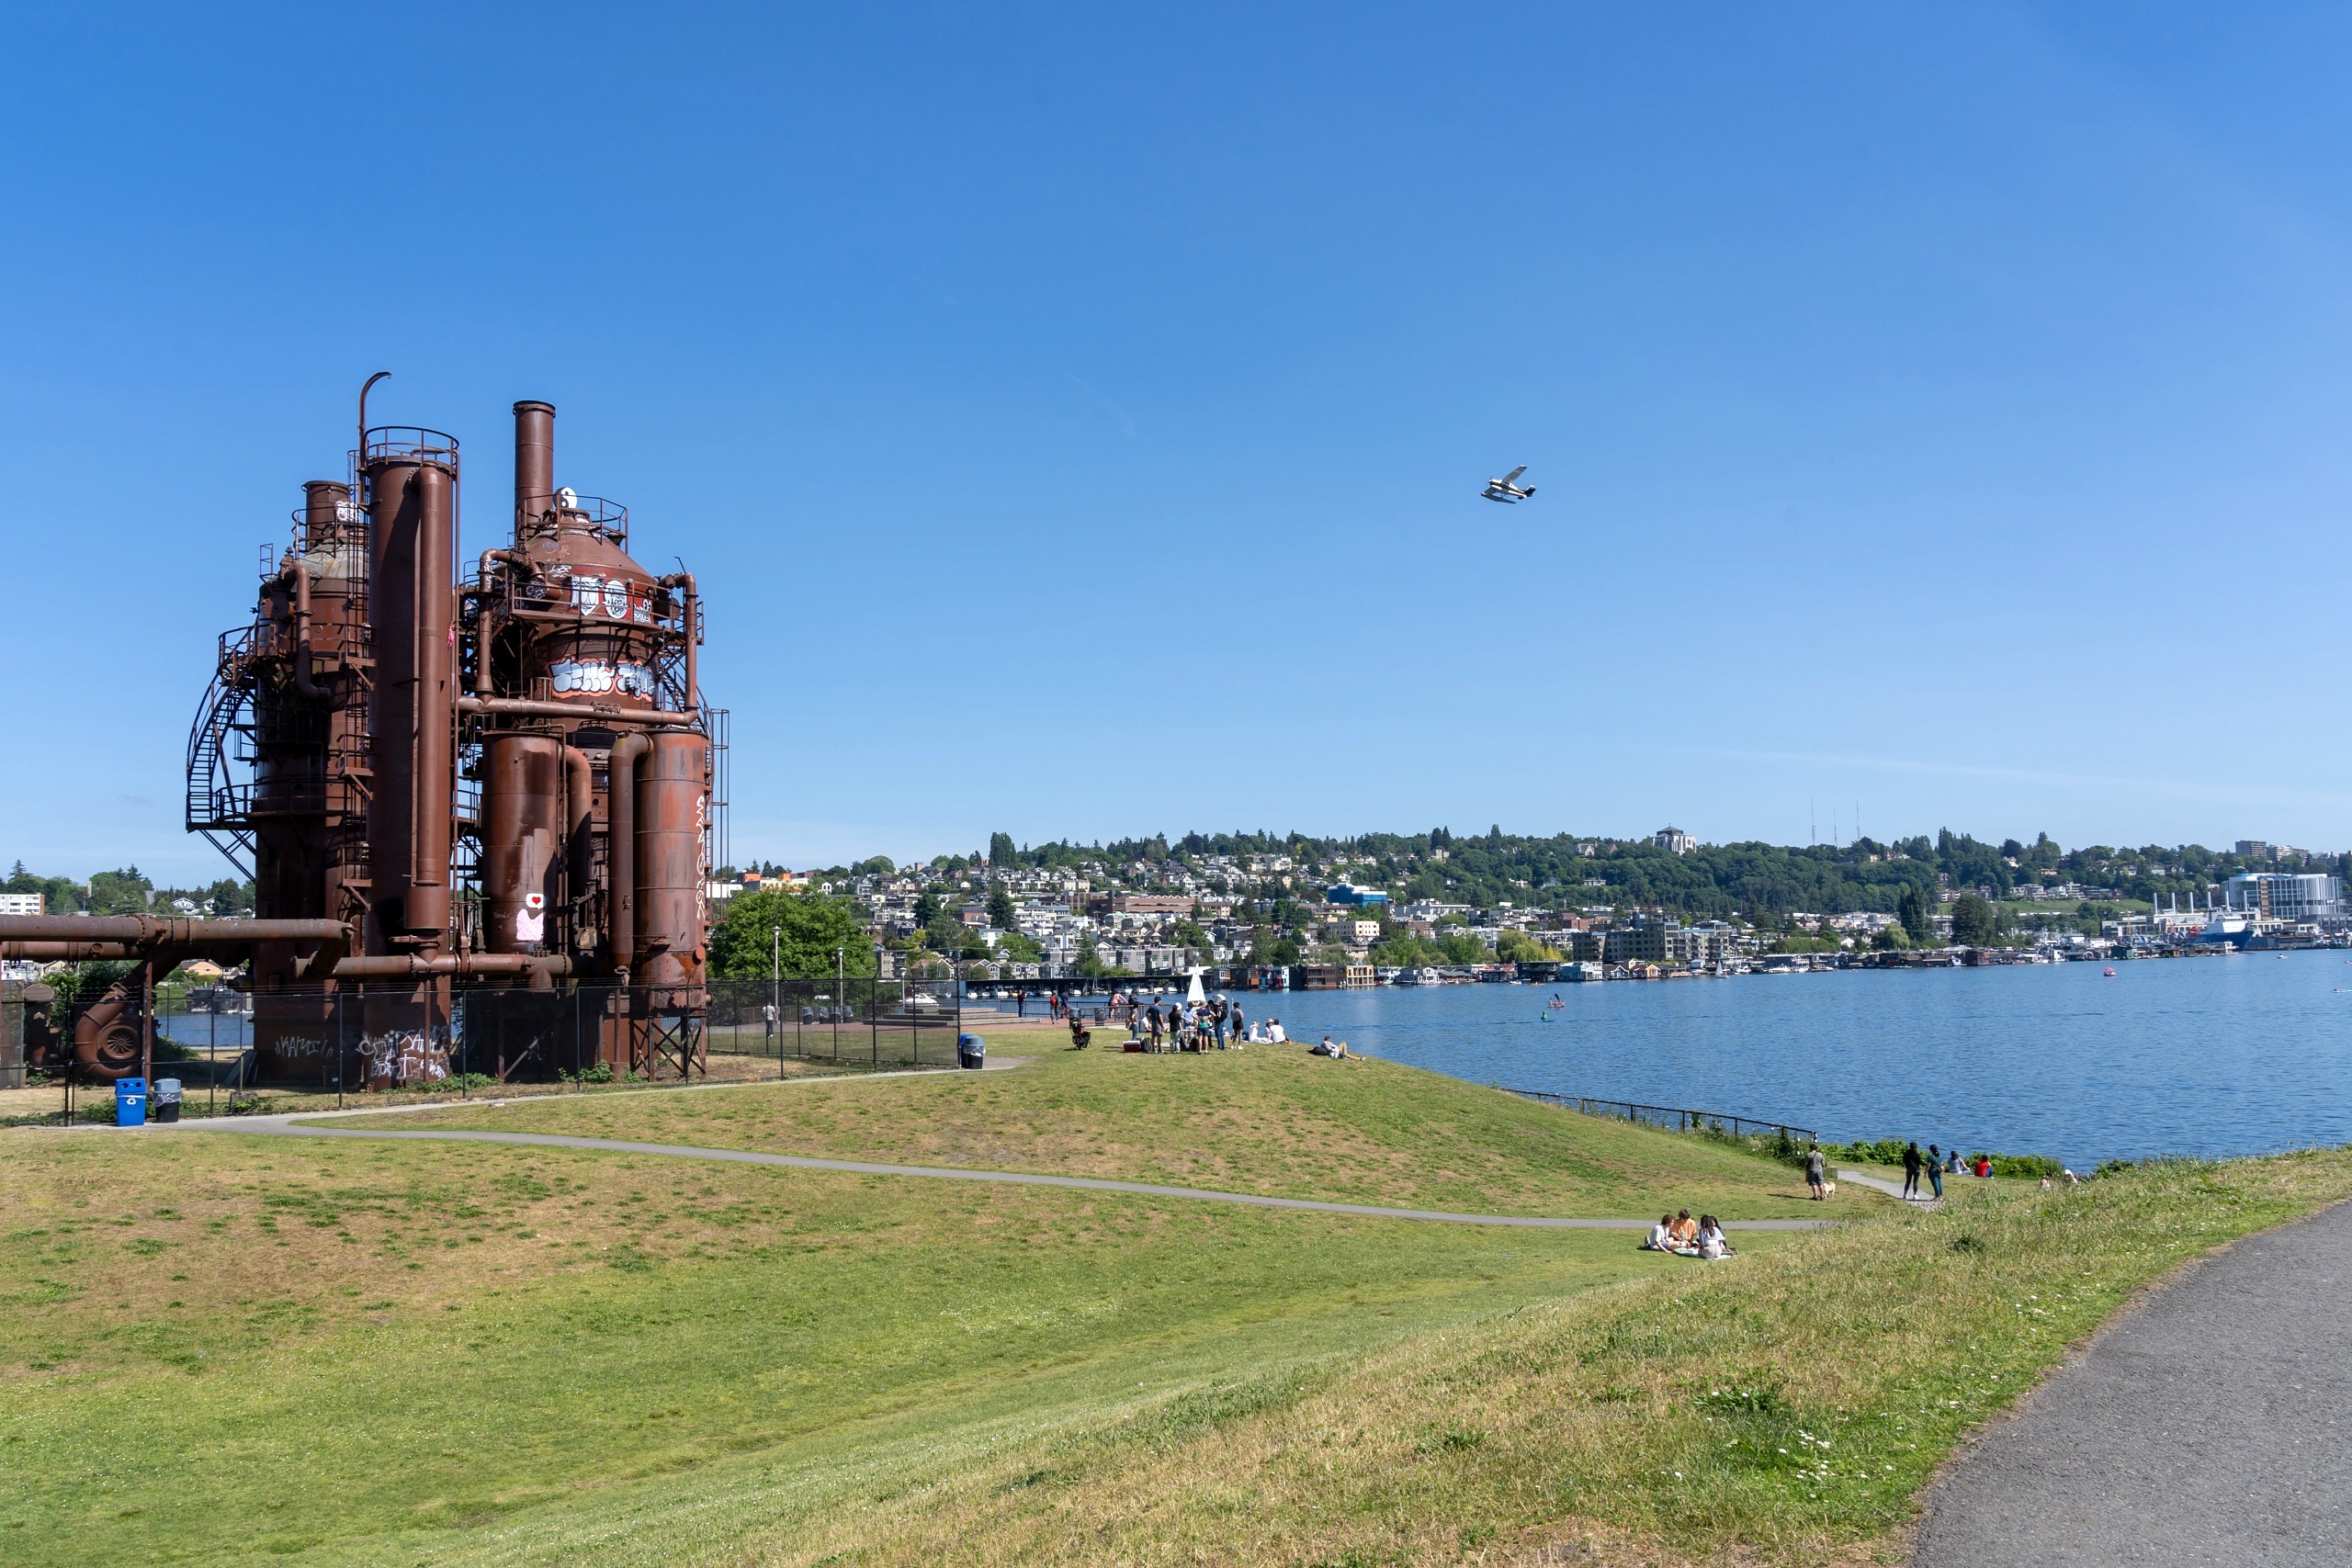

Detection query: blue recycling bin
xmin=956 ymin=1033 xmax=986 ymax=1070
xmin=114 ymin=1077 xmax=148 ymax=1127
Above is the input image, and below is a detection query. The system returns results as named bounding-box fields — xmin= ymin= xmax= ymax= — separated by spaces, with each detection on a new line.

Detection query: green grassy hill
xmin=0 ymin=1054 xmax=1810 ymax=1566
xmin=6 ymin=1050 xmax=2341 ymax=1567
xmin=365 ymin=1032 xmax=1835 ymax=1219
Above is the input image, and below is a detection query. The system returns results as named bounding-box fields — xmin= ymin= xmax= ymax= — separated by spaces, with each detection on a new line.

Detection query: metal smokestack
xmin=514 ymin=400 xmax=555 ymax=533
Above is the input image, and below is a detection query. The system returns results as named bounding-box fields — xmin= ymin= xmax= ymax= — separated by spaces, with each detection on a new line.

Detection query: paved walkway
xmin=1913 ymin=1197 xmax=2352 ymax=1566
xmin=175 ymin=1112 xmax=1833 ymax=1233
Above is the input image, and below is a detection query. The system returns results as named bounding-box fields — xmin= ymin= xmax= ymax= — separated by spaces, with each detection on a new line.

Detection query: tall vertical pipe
xmin=364 ymin=449 xmax=458 ymax=950
xmin=607 ymin=732 xmax=648 ymax=976
xmin=562 ymin=744 xmax=594 ymax=947
xmin=514 ymin=400 xmax=555 ymax=534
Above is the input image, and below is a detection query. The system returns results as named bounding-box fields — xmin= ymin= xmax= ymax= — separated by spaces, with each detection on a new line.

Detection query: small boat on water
xmin=2103 ymin=966 xmax=2118 ymax=976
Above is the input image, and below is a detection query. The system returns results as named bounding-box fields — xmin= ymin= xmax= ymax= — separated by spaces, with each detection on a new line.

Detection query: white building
xmin=1654 ymin=827 xmax=1694 ymax=854
xmin=0 ymin=892 xmax=47 ymax=917
xmin=2223 ymin=872 xmax=2340 ymax=923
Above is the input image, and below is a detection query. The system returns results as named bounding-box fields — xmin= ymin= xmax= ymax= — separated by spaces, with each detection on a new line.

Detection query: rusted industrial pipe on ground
xmin=607 ymin=732 xmax=649 ymax=976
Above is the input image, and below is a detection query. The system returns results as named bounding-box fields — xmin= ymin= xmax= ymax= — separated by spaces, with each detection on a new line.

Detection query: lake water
xmin=1014 ymin=952 xmax=2352 ymax=1167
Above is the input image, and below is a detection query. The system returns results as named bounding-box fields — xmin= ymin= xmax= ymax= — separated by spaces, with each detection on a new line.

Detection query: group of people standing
xmin=1120 ymin=992 xmax=1253 ymax=1053
xmin=1900 ymin=1141 xmax=1999 ymax=1200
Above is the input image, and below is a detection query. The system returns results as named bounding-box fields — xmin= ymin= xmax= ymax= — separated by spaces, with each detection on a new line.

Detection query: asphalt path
xmin=1913 ymin=1197 xmax=2352 ymax=1566
xmin=169 ymin=1111 xmax=1835 ymax=1233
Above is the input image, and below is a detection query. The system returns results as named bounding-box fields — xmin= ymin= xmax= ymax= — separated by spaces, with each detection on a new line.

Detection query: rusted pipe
xmin=331 ymin=953 xmax=572 ymax=979
xmin=562 ymin=744 xmax=594 ymax=942
xmin=278 ymin=556 xmax=333 ymax=701
xmin=0 ymin=916 xmax=351 ymax=947
xmin=2 ymin=942 xmax=134 ymax=961
xmin=608 ymin=731 xmax=649 ymax=976
xmin=456 ymin=695 xmax=699 ymax=727
xmin=472 ymin=548 xmax=532 ymax=694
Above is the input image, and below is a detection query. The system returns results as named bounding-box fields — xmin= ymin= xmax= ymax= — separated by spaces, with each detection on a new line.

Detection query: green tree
xmin=924 ymin=911 xmax=983 ymax=958
xmin=708 ymin=889 xmax=874 ymax=979
xmin=1438 ymin=931 xmax=1490 ymax=964
xmin=1898 ymin=882 xmax=1932 ymax=942
xmin=1169 ymin=919 xmax=1214 ymax=961
xmin=987 ymin=884 xmax=1016 ymax=930
xmin=995 ymin=931 xmax=1046 ymax=963
xmin=1871 ymin=923 xmax=1908 ymax=951
xmin=87 ymin=867 xmax=153 ymax=916
xmin=989 ymin=831 xmax=1016 ymax=866
xmin=1949 ymin=893 xmax=1997 ymax=947
xmin=1496 ymin=929 xmax=1564 ymax=962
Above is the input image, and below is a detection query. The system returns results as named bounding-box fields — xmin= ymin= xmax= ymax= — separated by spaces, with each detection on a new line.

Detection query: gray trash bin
xmin=153 ymin=1077 xmax=184 ymax=1123
xmin=956 ymin=1033 xmax=986 ymax=1070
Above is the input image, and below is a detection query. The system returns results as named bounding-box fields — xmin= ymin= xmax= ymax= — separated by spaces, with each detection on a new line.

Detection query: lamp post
xmin=771 ymin=924 xmax=783 ymax=1078
xmin=833 ymin=946 xmax=843 ymax=1060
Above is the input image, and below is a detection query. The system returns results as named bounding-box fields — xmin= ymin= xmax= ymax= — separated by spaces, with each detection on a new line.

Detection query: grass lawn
xmin=5 ymin=1055 xmax=2344 ymax=1567
xmin=361 ymin=1033 xmax=1841 ymax=1219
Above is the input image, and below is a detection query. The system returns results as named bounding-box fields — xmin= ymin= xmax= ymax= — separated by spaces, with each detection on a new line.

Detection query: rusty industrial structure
xmin=1 ymin=379 xmax=726 ymax=1085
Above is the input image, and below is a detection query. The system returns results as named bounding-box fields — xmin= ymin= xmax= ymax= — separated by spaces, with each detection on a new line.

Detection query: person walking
xmin=1902 ymin=1141 xmax=1925 ymax=1201
xmin=1804 ymin=1142 xmax=1826 ymax=1201
xmin=1925 ymin=1144 xmax=1945 ymax=1201
xmin=761 ymin=1001 xmax=777 ymax=1054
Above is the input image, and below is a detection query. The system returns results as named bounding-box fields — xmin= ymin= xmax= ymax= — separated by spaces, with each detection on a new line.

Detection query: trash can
xmin=153 ymin=1078 xmax=184 ymax=1124
xmin=956 ymin=1033 xmax=986 ymax=1070
xmin=114 ymin=1077 xmax=148 ymax=1128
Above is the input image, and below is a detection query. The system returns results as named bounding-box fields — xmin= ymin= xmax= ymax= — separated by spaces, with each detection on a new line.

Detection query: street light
xmin=772 ymin=924 xmax=783 ymax=1078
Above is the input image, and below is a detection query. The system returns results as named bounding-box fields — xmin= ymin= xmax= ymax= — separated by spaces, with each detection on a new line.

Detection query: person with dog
xmin=1805 ymin=1142 xmax=1826 ymax=1200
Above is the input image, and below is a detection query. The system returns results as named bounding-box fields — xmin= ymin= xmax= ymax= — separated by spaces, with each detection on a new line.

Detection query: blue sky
xmin=6 ymin=4 xmax=2352 ymax=883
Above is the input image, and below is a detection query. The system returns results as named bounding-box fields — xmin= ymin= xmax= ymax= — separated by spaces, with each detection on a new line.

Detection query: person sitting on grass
xmin=1697 ymin=1215 xmax=1734 ymax=1259
xmin=1667 ymin=1210 xmax=1699 ymax=1252
xmin=1645 ymin=1213 xmax=1674 ymax=1250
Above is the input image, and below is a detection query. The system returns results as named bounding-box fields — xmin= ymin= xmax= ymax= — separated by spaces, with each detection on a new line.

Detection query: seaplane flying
xmin=1481 ymin=466 xmax=1535 ymax=503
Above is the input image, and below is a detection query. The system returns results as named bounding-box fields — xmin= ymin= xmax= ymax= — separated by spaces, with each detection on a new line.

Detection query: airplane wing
xmin=1502 ymin=466 xmax=1526 ymax=484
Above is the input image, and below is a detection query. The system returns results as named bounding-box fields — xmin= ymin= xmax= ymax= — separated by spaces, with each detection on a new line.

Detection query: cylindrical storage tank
xmin=633 ymin=731 xmax=708 ymax=988
xmin=302 ymin=479 xmax=351 ymax=539
xmin=481 ymin=735 xmax=563 ymax=953
xmin=364 ymin=448 xmax=458 ymax=951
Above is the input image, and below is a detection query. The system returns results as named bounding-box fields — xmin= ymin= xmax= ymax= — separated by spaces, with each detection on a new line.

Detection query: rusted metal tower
xmin=4 ymin=379 xmax=726 ymax=1084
